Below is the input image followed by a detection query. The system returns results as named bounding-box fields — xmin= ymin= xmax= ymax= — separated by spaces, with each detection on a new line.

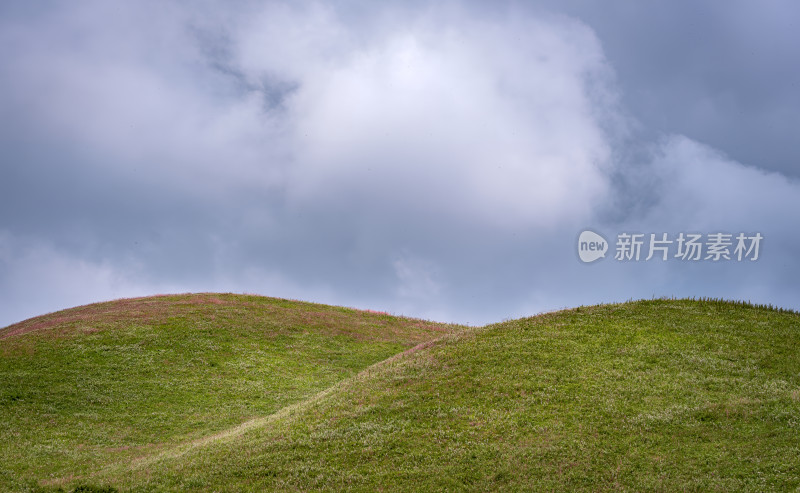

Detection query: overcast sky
xmin=2 ymin=0 xmax=799 ymax=327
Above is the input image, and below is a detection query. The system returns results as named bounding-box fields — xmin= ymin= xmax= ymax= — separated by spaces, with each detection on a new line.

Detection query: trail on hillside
xmin=47 ymin=333 xmax=459 ymax=488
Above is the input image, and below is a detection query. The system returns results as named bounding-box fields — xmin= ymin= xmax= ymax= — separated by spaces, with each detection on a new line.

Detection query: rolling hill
xmin=0 ymin=293 xmax=461 ymax=491
xmin=2 ymin=296 xmax=799 ymax=491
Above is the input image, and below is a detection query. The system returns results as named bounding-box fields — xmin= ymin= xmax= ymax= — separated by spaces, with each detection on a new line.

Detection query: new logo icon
xmin=578 ymin=230 xmax=608 ymax=263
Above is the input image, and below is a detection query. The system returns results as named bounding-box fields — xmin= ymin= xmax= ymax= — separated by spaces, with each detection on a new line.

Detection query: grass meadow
xmin=1 ymin=295 xmax=798 ymax=491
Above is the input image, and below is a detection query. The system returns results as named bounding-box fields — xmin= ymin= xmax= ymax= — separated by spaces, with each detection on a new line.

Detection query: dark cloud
xmin=1 ymin=1 xmax=798 ymax=327
xmin=532 ymin=0 xmax=800 ymax=177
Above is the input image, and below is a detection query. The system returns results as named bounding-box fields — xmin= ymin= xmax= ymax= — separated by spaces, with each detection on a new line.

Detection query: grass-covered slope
xmin=85 ymin=299 xmax=800 ymax=492
xmin=0 ymin=293 xmax=461 ymax=491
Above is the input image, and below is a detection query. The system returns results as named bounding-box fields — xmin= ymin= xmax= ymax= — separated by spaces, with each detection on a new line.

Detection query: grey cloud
xmin=1 ymin=1 xmax=799 ymax=327
xmin=532 ymin=0 xmax=800 ymax=177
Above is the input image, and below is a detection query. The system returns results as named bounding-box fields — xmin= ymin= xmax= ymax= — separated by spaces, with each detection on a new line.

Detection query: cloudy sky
xmin=2 ymin=0 xmax=799 ymax=327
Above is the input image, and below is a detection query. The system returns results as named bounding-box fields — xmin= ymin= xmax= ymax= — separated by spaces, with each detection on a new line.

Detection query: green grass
xmin=0 ymin=293 xmax=460 ymax=492
xmin=2 ymin=296 xmax=799 ymax=491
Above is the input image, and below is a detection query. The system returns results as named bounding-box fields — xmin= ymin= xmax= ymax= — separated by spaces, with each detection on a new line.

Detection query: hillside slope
xmin=85 ymin=299 xmax=800 ymax=492
xmin=0 ymin=293 xmax=461 ymax=490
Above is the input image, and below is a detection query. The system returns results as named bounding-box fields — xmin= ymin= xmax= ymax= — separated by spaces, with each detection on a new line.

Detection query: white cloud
xmin=228 ymin=6 xmax=619 ymax=228
xmin=639 ymin=136 xmax=800 ymax=233
xmin=0 ymin=1 xmax=287 ymax=198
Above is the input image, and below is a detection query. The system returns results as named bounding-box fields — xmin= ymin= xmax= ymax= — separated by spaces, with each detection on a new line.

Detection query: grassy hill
xmin=0 ymin=293 xmax=461 ymax=491
xmin=2 ymin=296 xmax=799 ymax=491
